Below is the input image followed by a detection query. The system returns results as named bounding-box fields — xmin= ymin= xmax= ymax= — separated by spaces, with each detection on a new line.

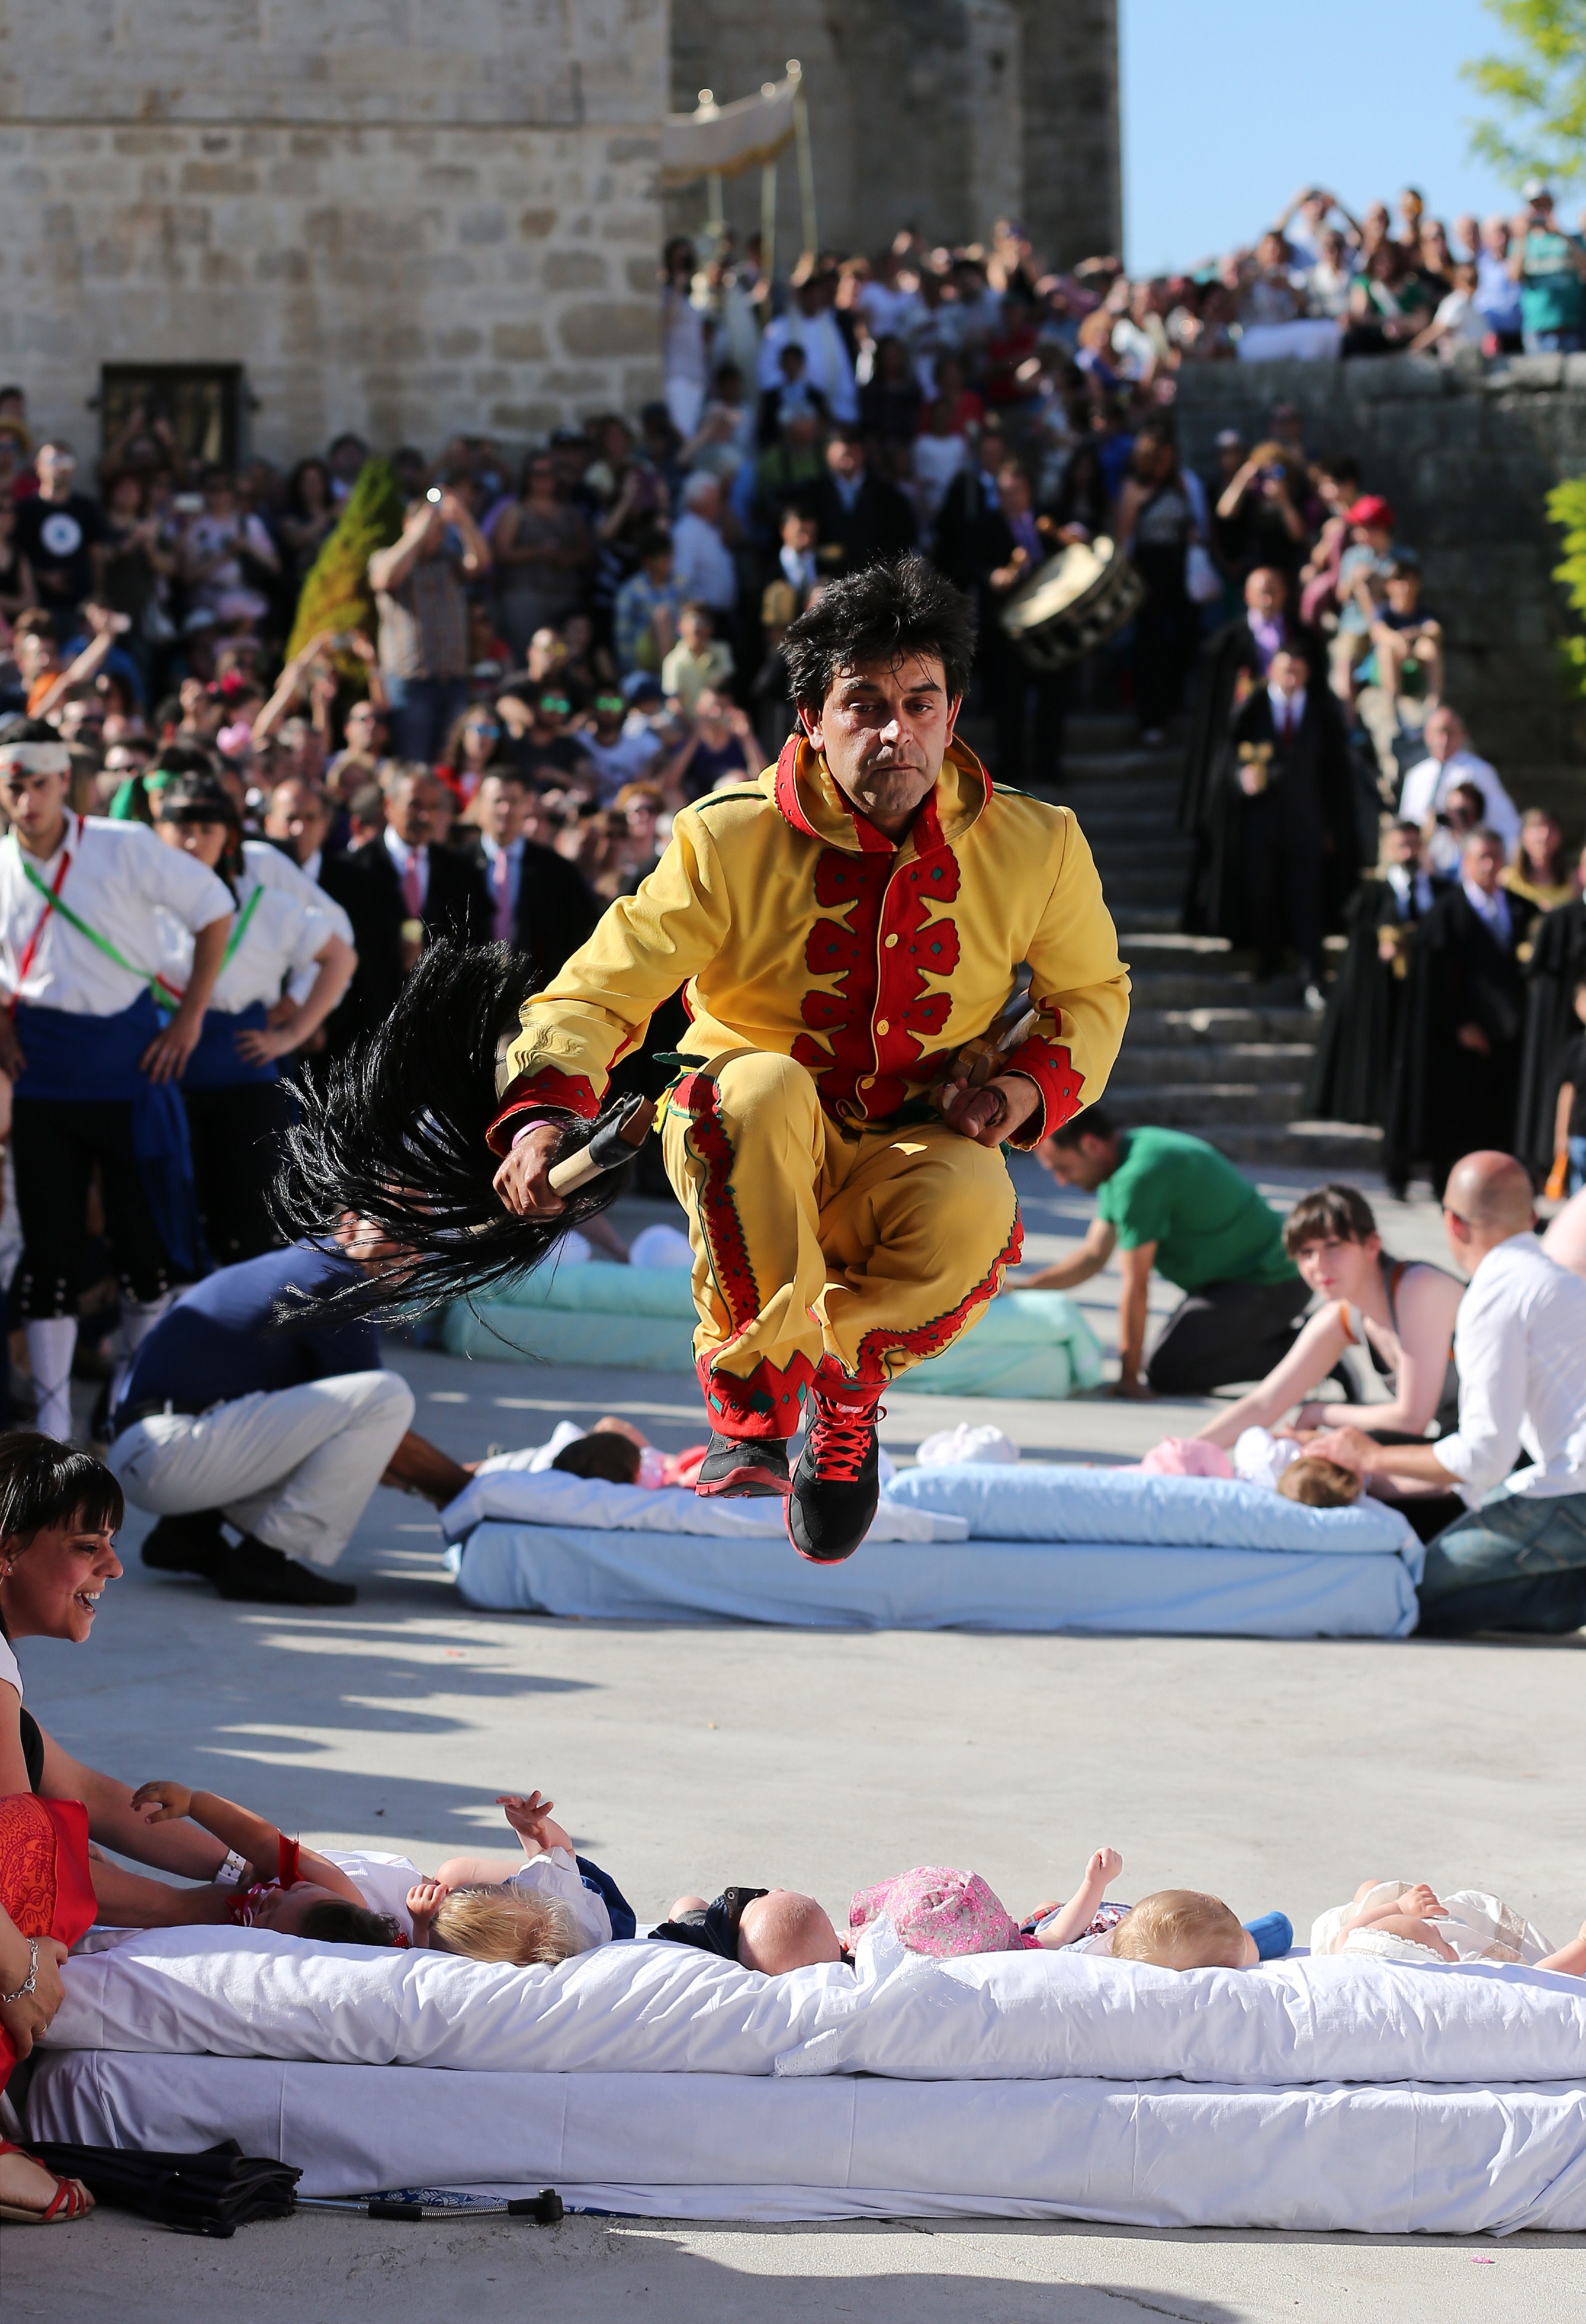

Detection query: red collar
xmin=772 ymin=738 xmax=959 ymax=857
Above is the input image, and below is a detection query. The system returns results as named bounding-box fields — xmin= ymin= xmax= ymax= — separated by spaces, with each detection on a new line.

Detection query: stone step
xmin=1099 ymin=870 xmax=1189 ymax=908
xmin=1065 ymin=713 xmax=1147 ymax=752
xmin=1112 ymin=907 xmax=1182 ymax=934
xmin=1126 ymin=1005 xmax=1318 ymax=1045
xmin=1060 ymin=779 xmax=1182 ymax=817
xmin=1202 ymin=1121 xmax=1386 ymax=1172
xmin=1109 ymin=1042 xmax=1318 ymax=1088
xmin=1064 ymin=805 xmax=1183 ymax=843
xmin=1107 ymin=1081 xmax=1308 ymax=1129
xmin=1051 ymin=751 xmax=1181 ymax=785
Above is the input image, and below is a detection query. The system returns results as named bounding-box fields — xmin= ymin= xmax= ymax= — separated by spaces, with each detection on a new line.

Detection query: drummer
xmin=980 ymin=460 xmax=1078 ymax=789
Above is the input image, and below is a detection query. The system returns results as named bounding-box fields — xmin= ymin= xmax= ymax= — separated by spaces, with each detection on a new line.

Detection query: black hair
xmin=0 ymin=716 xmax=63 ymax=747
xmin=782 ymin=554 xmax=977 ymax=713
xmin=154 ymin=773 xmax=244 ymax=887
xmin=295 ymin=1898 xmax=403 ymax=1948
xmin=1043 ymin=1105 xmax=1118 ymax=1151
xmin=153 ymin=742 xmax=222 ymax=781
xmin=1283 ymin=1183 xmax=1379 ymax=1258
xmin=0 ymin=1430 xmax=124 ymax=1548
xmin=552 ymin=1432 xmax=643 ymax=1485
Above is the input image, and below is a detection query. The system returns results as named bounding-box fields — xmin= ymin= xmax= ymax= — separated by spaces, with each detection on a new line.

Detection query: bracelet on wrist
xmin=213 ymin=1849 xmax=250 ymax=1892
xmin=0 ymin=1936 xmax=38 ymax=2004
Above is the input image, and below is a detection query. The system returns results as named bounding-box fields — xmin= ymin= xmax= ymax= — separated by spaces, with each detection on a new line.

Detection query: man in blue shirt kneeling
xmin=105 ymin=1217 xmax=463 ymax=1606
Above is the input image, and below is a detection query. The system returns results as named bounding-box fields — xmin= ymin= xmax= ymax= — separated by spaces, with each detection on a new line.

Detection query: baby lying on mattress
xmin=124 ymin=1779 xmax=632 ymax=1968
xmin=1312 ymin=1880 xmax=1586 ymax=1975
xmin=650 ymin=1852 xmax=1292 ymax=1975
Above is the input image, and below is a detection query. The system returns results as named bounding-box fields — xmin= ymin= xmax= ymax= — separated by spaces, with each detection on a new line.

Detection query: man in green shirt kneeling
xmin=1022 ymin=1111 xmax=1308 ymax=1399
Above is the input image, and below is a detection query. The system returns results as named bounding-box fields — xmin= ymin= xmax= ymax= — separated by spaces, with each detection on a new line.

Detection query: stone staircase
xmin=1038 ymin=714 xmax=1382 ymax=1173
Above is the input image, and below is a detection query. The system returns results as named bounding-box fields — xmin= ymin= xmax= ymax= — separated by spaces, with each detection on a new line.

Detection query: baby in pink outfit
xmin=851 ymin=1850 xmax=1124 ymax=1959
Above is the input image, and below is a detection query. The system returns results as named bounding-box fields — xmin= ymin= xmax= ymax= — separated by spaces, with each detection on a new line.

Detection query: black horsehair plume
xmin=269 ymin=941 xmax=637 ymax=1325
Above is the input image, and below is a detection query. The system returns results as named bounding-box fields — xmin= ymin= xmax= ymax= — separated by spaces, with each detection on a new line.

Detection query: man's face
xmin=1464 ymin=837 xmax=1504 ymax=894
xmin=265 ymin=779 xmax=330 ymax=862
xmin=1383 ymin=825 xmax=1419 ymax=869
xmin=102 ymin=745 xmax=150 ymax=787
xmin=1037 ymin=1132 xmax=1118 ymax=1192
xmin=801 ymin=651 xmax=959 ymax=835
xmin=828 ymin=437 xmax=863 ymax=481
xmin=0 ymin=765 xmax=70 ymax=846
xmin=1269 ymin=649 xmax=1307 ymax=696
xmin=688 ymin=480 xmax=722 ymax=526
xmin=35 ymin=443 xmax=75 ymax=499
xmin=479 ymin=774 xmax=527 ymax=844
xmin=389 ymin=779 xmax=434 ymax=845
xmin=1385 ymin=573 xmax=1420 ymax=615
xmin=1245 ymin=569 xmax=1285 ymax=620
xmin=1424 ymin=710 xmax=1460 ymax=763
xmin=783 ymin=513 xmax=817 ymax=557
xmin=59 ymin=698 xmax=104 ymax=745
xmin=15 ymin=632 xmax=53 ymax=683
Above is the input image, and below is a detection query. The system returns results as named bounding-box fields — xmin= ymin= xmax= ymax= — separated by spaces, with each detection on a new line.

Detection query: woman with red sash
xmin=0 ymin=1431 xmax=239 ymax=2222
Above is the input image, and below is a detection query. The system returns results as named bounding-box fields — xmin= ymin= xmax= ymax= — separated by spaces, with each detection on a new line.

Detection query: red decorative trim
xmin=696 ymin=1348 xmax=816 ymax=1440
xmin=669 ymin=1068 xmax=759 ymax=1335
xmin=486 ymin=1065 xmax=599 ymax=1155
xmin=773 ymin=735 xmax=817 ymax=837
xmin=846 ymin=1209 xmax=1025 ymax=1385
xmin=1002 ymin=1034 xmax=1086 ymax=1145
xmin=793 ymin=834 xmax=964 ymax=1123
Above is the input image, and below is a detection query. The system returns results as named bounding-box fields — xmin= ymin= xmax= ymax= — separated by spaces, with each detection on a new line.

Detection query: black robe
xmin=1383 ymin=885 xmax=1539 ymax=1195
xmin=1192 ymin=683 xmax=1364 ymax=953
xmin=1179 ymin=612 xmax=1318 ymax=831
xmin=1306 ymin=873 xmax=1450 ymax=1127
xmin=1516 ymin=897 xmax=1586 ymax=1173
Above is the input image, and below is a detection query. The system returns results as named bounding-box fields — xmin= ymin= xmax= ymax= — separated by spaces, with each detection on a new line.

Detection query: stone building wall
xmin=0 ymin=0 xmax=668 ymax=462
xmin=1177 ymin=355 xmax=1586 ymax=816
xmin=668 ymin=1 xmax=1120 ymax=265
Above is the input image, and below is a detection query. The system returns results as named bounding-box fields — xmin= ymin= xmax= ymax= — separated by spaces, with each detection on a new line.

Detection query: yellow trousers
xmin=662 ymin=1050 xmax=1022 ymax=1439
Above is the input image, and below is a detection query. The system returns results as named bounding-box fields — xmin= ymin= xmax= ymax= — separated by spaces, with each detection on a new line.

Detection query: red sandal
xmin=0 ymin=2139 xmax=94 ymax=2224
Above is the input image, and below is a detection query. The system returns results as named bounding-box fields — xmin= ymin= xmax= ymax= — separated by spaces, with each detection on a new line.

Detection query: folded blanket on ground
xmin=884 ymin=1462 xmax=1423 ymax=1564
xmin=443 ymin=1273 xmax=1103 ymax=1400
xmin=47 ymin=1921 xmax=1586 ymax=2086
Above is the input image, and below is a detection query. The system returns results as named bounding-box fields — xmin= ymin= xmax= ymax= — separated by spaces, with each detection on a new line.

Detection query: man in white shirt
xmin=756 ymin=277 xmax=859 ymax=424
xmin=0 ymin=725 xmax=233 ymax=1441
xmin=1398 ymin=706 xmax=1521 ymax=854
xmin=670 ymin=474 xmax=738 ymax=618
xmin=1314 ymin=1150 xmax=1586 ymax=1635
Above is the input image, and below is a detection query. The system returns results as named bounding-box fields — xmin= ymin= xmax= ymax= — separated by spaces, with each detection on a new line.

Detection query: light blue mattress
xmin=442 ymin=1270 xmax=1103 ymax=1399
xmin=445 ymin=1464 xmax=1426 ymax=1638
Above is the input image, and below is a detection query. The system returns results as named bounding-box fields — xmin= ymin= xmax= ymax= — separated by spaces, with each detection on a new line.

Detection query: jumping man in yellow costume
xmin=491 ymin=558 xmax=1129 ymax=1561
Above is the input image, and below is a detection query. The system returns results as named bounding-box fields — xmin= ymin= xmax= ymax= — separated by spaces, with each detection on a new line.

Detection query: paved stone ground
xmin=9 ymin=1155 xmax=1585 ymax=2313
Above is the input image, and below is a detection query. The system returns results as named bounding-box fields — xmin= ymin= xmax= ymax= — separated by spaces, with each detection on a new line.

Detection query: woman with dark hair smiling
xmin=0 ymin=1432 xmax=229 ymax=2222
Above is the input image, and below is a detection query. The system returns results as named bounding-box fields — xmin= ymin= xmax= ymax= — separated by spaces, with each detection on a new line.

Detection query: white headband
xmin=0 ymin=744 xmax=72 ymax=776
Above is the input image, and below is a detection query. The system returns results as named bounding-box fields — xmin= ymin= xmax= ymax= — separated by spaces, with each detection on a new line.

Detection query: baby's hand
xmin=1399 ymin=1882 xmax=1447 ymax=1920
xmin=1087 ymin=1847 xmax=1123 ymax=1888
xmin=498 ymin=1791 xmax=555 ymax=1845
xmin=406 ymin=1879 xmax=448 ymax=1934
xmin=131 ymin=1780 xmax=193 ymax=1824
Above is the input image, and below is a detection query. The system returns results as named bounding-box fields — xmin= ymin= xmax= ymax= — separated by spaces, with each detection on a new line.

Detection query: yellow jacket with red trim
xmin=489 ymin=736 xmax=1129 ymax=1152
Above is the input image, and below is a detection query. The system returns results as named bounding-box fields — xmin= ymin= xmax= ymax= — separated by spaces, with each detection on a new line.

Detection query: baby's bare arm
xmin=434 ymin=1852 xmax=526 ymax=1888
xmin=1536 ymin=1920 xmax=1586 ymax=1978
xmin=1031 ymin=1847 xmax=1123 ymax=1950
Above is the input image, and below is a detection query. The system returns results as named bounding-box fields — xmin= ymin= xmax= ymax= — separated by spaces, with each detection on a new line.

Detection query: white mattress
xmin=30 ymin=2049 xmax=1586 ymax=2233
xmin=47 ymin=1922 xmax=1586 ymax=2088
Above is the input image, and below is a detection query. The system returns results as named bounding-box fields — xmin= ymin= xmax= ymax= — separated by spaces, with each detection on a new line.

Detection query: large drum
xmin=997 ymin=535 xmax=1145 ymax=673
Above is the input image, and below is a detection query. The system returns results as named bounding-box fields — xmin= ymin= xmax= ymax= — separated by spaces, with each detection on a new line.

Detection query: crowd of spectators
xmin=0 ymin=160 xmax=1578 ymax=1245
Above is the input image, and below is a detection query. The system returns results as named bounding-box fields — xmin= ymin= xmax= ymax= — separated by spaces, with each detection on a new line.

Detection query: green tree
xmin=1463 ymin=1 xmax=1586 ymax=185
xmin=285 ymin=456 xmax=407 ymax=669
xmin=1548 ymin=475 xmax=1586 ymax=692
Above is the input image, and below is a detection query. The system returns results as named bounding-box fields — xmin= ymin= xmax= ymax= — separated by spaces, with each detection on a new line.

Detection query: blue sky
xmin=1119 ymin=0 xmax=1533 ymax=272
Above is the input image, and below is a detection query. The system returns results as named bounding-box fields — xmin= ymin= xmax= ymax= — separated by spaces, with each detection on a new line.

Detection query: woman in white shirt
xmin=153 ymin=776 xmax=355 ymax=1265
